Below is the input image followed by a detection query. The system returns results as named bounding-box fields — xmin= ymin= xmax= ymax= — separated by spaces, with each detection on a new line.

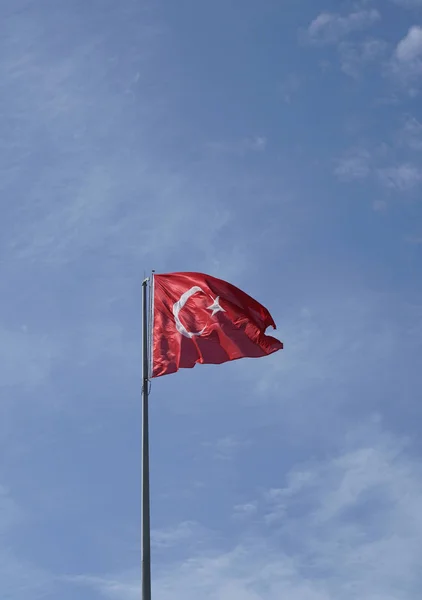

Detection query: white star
xmin=207 ymin=296 xmax=225 ymax=317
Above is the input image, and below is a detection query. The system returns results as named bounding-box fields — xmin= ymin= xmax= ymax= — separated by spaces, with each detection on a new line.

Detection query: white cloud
xmin=339 ymin=38 xmax=388 ymax=77
xmin=151 ymin=521 xmax=202 ymax=549
xmin=169 ymin=428 xmax=422 ymax=599
xmin=72 ymin=425 xmax=422 ymax=599
xmin=378 ymin=164 xmax=422 ymax=190
xmin=306 ymin=10 xmax=380 ymax=44
xmin=390 ymin=27 xmax=422 ymax=92
xmin=399 ymin=116 xmax=422 ymax=150
xmin=203 ymin=435 xmax=247 ymax=461
xmin=232 ymin=502 xmax=257 ymax=519
xmin=278 ymin=75 xmax=302 ymax=103
xmin=334 ymin=148 xmax=371 ymax=180
xmin=335 ymin=137 xmax=422 ymax=194
xmin=6 ymin=163 xmax=232 ymax=268
xmin=224 ymin=285 xmax=422 ymax=453
xmin=395 ymin=26 xmax=422 ymax=62
xmin=206 ymin=136 xmax=267 ymax=155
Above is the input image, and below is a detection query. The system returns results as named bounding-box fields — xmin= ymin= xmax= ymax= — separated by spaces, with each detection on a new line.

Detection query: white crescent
xmin=173 ymin=286 xmax=207 ymax=338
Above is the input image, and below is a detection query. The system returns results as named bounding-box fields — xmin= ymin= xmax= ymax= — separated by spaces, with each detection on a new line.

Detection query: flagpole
xmin=141 ymin=277 xmax=152 ymax=600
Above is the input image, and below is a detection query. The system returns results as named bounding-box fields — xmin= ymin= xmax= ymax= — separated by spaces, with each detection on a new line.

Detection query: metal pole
xmin=142 ymin=278 xmax=151 ymax=600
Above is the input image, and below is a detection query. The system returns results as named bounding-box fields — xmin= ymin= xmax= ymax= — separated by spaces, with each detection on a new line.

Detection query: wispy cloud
xmin=303 ymin=9 xmax=385 ymax=78
xmin=278 ymin=75 xmax=302 ymax=103
xmin=398 ymin=115 xmax=422 ymax=150
xmin=390 ymin=26 xmax=422 ymax=93
xmin=306 ymin=9 xmax=380 ymax=45
xmin=206 ymin=136 xmax=267 ymax=155
xmin=254 ymin=424 xmax=422 ymax=600
xmin=232 ymin=502 xmax=258 ymax=519
xmin=5 ymin=162 xmax=233 ymax=268
xmin=3 ymin=3 xmax=422 ymax=600
xmin=229 ymin=285 xmax=420 ymax=441
xmin=203 ymin=435 xmax=247 ymax=461
xmin=377 ymin=163 xmax=422 ymax=190
xmin=405 ymin=234 xmax=422 ymax=244
xmin=0 ymin=2 xmax=262 ymax=280
xmin=151 ymin=521 xmax=202 ymax=549
xmin=334 ymin=148 xmax=372 ymax=180
xmin=339 ymin=38 xmax=388 ymax=77
xmin=72 ymin=424 xmax=422 ymax=599
xmin=335 ymin=129 xmax=422 ymax=195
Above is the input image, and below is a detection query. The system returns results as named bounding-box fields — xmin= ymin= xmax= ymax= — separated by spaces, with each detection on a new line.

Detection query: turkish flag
xmin=152 ymin=272 xmax=283 ymax=378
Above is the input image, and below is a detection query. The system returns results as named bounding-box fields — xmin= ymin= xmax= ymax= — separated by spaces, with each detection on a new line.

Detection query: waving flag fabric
xmin=152 ymin=272 xmax=283 ymax=378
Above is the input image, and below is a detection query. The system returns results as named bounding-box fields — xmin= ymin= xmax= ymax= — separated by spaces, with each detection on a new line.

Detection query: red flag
xmin=152 ymin=272 xmax=283 ymax=378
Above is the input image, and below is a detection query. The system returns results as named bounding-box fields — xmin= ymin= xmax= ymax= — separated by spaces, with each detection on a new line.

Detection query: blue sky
xmin=1 ymin=0 xmax=422 ymax=597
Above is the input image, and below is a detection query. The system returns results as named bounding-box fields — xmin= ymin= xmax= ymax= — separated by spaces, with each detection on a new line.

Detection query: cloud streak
xmin=71 ymin=424 xmax=422 ymax=599
xmin=377 ymin=163 xmax=422 ymax=191
xmin=306 ymin=10 xmax=380 ymax=45
xmin=334 ymin=134 xmax=422 ymax=195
